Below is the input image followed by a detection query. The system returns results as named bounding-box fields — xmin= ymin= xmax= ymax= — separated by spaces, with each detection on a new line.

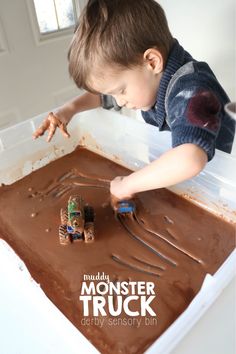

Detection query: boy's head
xmin=68 ymin=0 xmax=173 ymax=110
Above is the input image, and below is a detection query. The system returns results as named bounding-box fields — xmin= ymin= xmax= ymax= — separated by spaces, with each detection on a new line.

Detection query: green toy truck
xmin=59 ymin=195 xmax=95 ymax=245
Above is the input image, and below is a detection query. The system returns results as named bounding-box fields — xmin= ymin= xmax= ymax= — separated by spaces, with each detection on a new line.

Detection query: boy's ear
xmin=143 ymin=48 xmax=164 ymax=74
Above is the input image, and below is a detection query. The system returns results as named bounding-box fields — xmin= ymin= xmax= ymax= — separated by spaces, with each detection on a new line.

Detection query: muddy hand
xmin=32 ymin=112 xmax=70 ymax=142
xmin=110 ymin=194 xmax=121 ymax=211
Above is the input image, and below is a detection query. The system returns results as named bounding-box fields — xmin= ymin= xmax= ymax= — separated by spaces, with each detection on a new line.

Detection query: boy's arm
xmin=33 ymin=92 xmax=101 ymax=141
xmin=110 ymin=143 xmax=207 ymax=199
xmin=61 ymin=92 xmax=102 ymax=118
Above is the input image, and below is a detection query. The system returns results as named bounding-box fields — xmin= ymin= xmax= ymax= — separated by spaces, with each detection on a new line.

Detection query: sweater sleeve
xmin=166 ymin=87 xmax=222 ymax=161
xmin=101 ymin=94 xmax=121 ymax=111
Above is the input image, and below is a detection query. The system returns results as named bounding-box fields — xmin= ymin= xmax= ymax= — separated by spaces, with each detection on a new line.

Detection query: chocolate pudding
xmin=0 ymin=147 xmax=235 ymax=354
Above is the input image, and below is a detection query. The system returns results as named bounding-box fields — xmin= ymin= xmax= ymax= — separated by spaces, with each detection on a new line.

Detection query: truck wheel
xmin=84 ymin=223 xmax=95 ymax=243
xmin=84 ymin=205 xmax=94 ymax=223
xmin=59 ymin=225 xmax=70 ymax=245
xmin=60 ymin=208 xmax=68 ymax=225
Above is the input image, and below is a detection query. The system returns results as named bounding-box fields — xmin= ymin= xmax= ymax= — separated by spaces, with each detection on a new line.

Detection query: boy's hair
xmin=68 ymin=0 xmax=173 ymax=92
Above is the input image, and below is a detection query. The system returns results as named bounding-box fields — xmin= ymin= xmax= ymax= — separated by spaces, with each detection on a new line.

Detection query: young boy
xmin=33 ymin=0 xmax=235 ymax=202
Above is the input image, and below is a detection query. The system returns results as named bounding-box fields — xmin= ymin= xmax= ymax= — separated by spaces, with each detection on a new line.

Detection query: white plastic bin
xmin=0 ymin=108 xmax=235 ymax=354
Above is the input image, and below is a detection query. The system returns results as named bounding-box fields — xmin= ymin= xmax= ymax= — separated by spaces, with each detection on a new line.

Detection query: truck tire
xmin=60 ymin=208 xmax=68 ymax=225
xmin=59 ymin=225 xmax=70 ymax=245
xmin=84 ymin=223 xmax=95 ymax=243
xmin=84 ymin=205 xmax=94 ymax=223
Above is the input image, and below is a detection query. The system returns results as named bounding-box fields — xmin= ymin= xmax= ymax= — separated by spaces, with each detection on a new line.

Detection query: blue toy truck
xmin=116 ymin=200 xmax=135 ymax=215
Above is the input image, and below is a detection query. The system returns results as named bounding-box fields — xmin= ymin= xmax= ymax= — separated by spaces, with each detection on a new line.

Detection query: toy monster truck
xmin=59 ymin=195 xmax=95 ymax=245
xmin=116 ymin=200 xmax=136 ymax=215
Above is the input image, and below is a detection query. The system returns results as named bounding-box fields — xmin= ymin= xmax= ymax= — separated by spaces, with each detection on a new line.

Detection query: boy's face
xmin=90 ymin=62 xmax=162 ymax=111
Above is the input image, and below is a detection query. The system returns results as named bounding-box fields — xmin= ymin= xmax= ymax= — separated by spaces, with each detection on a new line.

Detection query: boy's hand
xmin=33 ymin=112 xmax=70 ymax=142
xmin=110 ymin=176 xmax=134 ymax=201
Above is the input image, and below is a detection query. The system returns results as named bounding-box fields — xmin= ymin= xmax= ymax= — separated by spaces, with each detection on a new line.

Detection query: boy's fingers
xmin=33 ymin=112 xmax=68 ymax=142
xmin=32 ymin=119 xmax=50 ymax=139
xmin=59 ymin=124 xmax=70 ymax=138
xmin=48 ymin=112 xmax=70 ymax=140
xmin=32 ymin=130 xmax=41 ymax=139
xmin=110 ymin=194 xmax=120 ymax=211
xmin=47 ymin=121 xmax=57 ymax=142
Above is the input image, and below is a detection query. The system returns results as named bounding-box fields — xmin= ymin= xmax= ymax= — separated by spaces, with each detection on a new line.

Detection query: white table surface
xmin=172 ymin=277 xmax=236 ymax=354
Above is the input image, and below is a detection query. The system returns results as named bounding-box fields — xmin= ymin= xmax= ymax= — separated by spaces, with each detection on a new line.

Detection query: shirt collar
xmin=150 ymin=39 xmax=192 ymax=128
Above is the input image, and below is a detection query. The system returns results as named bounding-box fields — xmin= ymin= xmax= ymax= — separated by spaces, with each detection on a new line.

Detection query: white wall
xmin=0 ymin=0 xmax=82 ymax=129
xmin=0 ymin=1 xmax=235 ymax=129
xmin=158 ymin=0 xmax=236 ymax=100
